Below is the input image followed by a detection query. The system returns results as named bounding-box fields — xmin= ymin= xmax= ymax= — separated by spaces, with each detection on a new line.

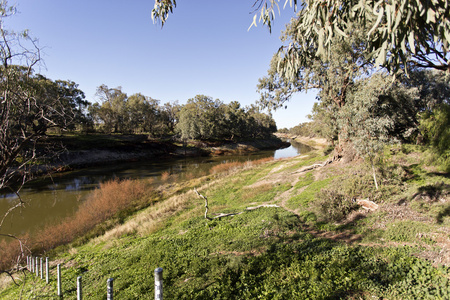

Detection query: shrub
xmin=314 ymin=188 xmax=358 ymax=222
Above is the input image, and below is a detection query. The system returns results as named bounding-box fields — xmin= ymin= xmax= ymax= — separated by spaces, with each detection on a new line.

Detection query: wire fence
xmin=26 ymin=256 xmax=163 ymax=299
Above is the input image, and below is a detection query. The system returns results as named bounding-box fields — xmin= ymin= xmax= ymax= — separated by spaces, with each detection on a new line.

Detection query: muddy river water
xmin=0 ymin=140 xmax=312 ymax=238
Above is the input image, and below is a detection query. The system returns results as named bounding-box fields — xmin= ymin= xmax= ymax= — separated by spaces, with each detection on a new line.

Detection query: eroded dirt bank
xmin=50 ymin=137 xmax=289 ymax=172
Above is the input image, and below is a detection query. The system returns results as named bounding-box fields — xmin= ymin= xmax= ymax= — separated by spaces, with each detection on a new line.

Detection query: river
xmin=0 ymin=140 xmax=311 ymax=238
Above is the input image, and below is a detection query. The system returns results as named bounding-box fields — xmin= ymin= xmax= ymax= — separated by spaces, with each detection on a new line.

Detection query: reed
xmin=31 ymin=178 xmax=152 ymax=253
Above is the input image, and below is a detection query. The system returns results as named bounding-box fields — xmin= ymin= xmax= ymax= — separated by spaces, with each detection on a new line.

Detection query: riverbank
xmin=274 ymin=133 xmax=328 ymax=149
xmin=1 ymin=144 xmax=449 ymax=298
xmin=47 ymin=134 xmax=289 ymax=172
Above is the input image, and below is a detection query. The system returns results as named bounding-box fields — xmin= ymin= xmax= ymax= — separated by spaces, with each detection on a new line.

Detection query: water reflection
xmin=274 ymin=140 xmax=313 ymax=159
xmin=0 ymin=142 xmax=311 ymax=238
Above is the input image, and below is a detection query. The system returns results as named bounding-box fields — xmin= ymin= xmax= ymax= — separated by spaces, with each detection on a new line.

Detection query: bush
xmin=314 ymin=188 xmax=358 ymax=222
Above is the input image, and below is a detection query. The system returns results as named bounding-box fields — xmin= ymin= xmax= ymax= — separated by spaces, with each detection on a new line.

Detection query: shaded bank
xmin=50 ymin=135 xmax=289 ymax=172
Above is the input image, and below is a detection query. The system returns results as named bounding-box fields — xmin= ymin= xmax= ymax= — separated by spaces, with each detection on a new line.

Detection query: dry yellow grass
xmin=95 ymin=190 xmax=197 ymax=242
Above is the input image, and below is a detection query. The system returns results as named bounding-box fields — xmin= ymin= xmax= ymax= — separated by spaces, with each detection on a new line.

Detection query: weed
xmin=161 ymin=171 xmax=170 ymax=181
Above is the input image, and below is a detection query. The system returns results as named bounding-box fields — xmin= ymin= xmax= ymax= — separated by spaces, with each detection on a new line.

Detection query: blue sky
xmin=7 ymin=0 xmax=317 ymax=129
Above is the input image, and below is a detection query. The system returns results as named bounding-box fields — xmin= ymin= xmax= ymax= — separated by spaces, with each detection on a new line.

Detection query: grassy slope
xmin=1 ymin=146 xmax=450 ymax=299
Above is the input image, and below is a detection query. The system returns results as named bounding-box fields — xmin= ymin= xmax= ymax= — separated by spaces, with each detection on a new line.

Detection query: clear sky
xmin=6 ymin=0 xmax=317 ymax=129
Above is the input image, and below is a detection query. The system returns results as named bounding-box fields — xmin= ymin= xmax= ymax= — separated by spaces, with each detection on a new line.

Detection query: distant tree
xmin=54 ymin=80 xmax=90 ymax=132
xmin=176 ymin=95 xmax=276 ymax=141
xmin=160 ymin=101 xmax=180 ymax=134
xmin=245 ymin=105 xmax=277 ymax=138
xmin=126 ymin=93 xmax=161 ymax=134
xmin=222 ymin=101 xmax=247 ymax=141
xmin=176 ymin=95 xmax=224 ymax=140
xmin=92 ymin=85 xmax=128 ymax=133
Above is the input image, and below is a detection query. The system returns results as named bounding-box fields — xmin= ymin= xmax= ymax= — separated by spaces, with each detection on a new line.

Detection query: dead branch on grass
xmin=194 ymin=188 xmax=212 ymax=220
xmin=290 ymin=159 xmax=332 ymax=174
xmin=194 ymin=188 xmax=280 ymax=220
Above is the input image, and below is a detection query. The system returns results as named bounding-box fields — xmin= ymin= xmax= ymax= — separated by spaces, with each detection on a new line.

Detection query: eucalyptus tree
xmin=339 ymin=73 xmax=421 ymax=187
xmin=126 ymin=93 xmax=161 ymax=134
xmin=176 ymin=95 xmax=224 ymax=140
xmin=160 ymin=101 xmax=180 ymax=134
xmin=222 ymin=101 xmax=247 ymax=141
xmin=0 ymin=1 xmax=90 ymax=272
xmin=93 ymin=84 xmax=128 ymax=133
xmin=152 ymin=0 xmax=449 ymax=74
xmin=0 ymin=2 xmax=89 ymax=194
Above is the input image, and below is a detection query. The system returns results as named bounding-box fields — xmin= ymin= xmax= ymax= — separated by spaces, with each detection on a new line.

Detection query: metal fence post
xmin=77 ymin=276 xmax=82 ymax=300
xmin=107 ymin=278 xmax=114 ymax=300
xmin=155 ymin=267 xmax=163 ymax=300
xmin=40 ymin=258 xmax=43 ymax=279
xmin=46 ymin=257 xmax=49 ymax=284
xmin=57 ymin=264 xmax=62 ymax=297
xmin=35 ymin=257 xmax=39 ymax=277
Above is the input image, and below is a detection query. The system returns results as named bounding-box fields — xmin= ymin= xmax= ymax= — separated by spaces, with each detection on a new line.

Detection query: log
xmin=355 ymin=198 xmax=379 ymax=211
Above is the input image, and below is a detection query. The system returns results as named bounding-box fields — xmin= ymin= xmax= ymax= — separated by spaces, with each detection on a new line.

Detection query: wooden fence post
xmin=155 ymin=267 xmax=163 ymax=300
xmin=77 ymin=276 xmax=82 ymax=300
xmin=57 ymin=264 xmax=62 ymax=297
xmin=107 ymin=278 xmax=114 ymax=300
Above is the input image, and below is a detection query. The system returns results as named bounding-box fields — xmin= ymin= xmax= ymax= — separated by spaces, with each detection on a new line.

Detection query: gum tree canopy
xmin=151 ymin=0 xmax=450 ymax=76
xmin=0 ymin=2 xmax=87 ymax=195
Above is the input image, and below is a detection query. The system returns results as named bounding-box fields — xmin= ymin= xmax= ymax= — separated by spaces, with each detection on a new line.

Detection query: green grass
xmin=287 ymin=177 xmax=333 ymax=210
xmin=1 ymin=146 xmax=450 ymax=299
xmin=2 ymin=209 xmax=449 ymax=299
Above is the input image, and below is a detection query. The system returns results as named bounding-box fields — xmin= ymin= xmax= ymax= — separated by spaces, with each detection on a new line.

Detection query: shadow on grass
xmin=437 ymin=204 xmax=450 ymax=224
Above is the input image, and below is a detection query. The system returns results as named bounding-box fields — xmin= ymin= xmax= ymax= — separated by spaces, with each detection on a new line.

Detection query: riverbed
xmin=0 ymin=140 xmax=311 ymax=238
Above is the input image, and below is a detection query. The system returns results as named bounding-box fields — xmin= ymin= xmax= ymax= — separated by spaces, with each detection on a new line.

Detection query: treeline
xmin=88 ymin=87 xmax=276 ymax=140
xmin=11 ymin=77 xmax=277 ymax=141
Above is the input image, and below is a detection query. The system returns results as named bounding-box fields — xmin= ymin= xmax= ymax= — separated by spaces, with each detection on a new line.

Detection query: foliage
xmin=176 ymin=95 xmax=277 ymax=141
xmin=274 ymin=0 xmax=449 ymax=77
xmin=314 ymin=189 xmax=358 ymax=222
xmin=287 ymin=120 xmax=322 ymax=138
xmin=420 ymin=103 xmax=450 ymax=171
xmin=89 ymin=85 xmax=167 ymax=135
xmin=340 ymin=73 xmax=418 ymax=161
xmin=153 ymin=0 xmax=450 ymax=74
xmin=0 ymin=4 xmax=88 ymax=193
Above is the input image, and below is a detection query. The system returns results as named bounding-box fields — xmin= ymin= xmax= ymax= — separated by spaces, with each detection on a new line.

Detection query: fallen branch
xmin=246 ymin=204 xmax=280 ymax=210
xmin=211 ymin=212 xmax=242 ymax=219
xmin=194 ymin=188 xmax=212 ymax=220
xmin=291 ymin=159 xmax=332 ymax=174
xmin=355 ymin=198 xmax=379 ymax=211
xmin=194 ymin=188 xmax=280 ymax=220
